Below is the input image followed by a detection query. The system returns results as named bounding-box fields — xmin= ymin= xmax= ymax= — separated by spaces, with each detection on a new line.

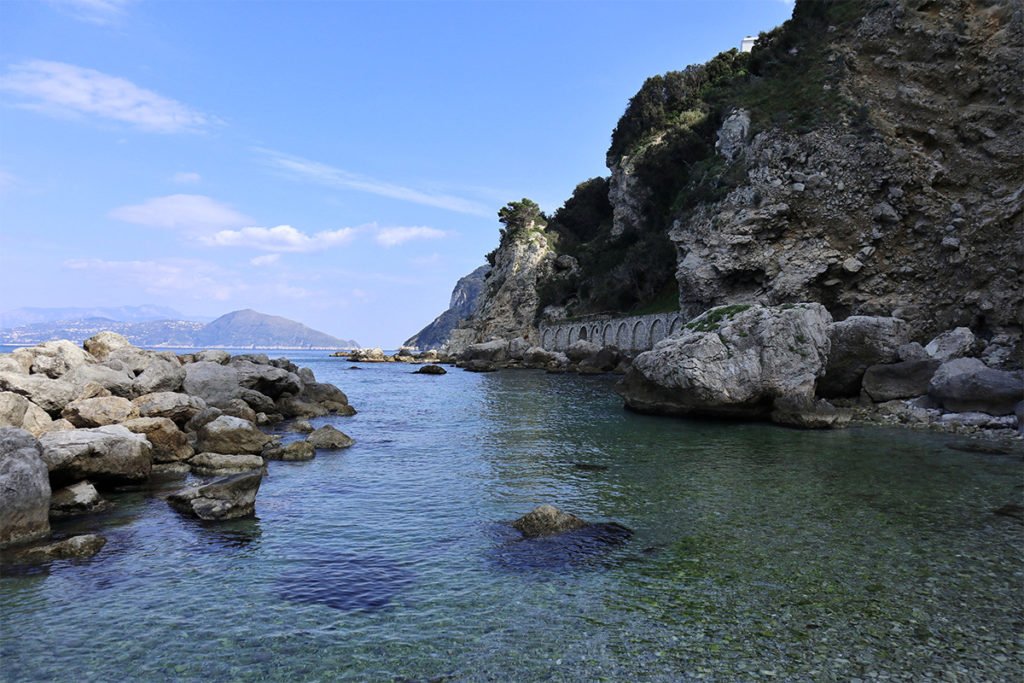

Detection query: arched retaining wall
xmin=539 ymin=312 xmax=686 ymax=353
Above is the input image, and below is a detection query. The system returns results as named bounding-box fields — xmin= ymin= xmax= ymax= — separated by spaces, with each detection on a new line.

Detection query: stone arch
xmin=650 ymin=318 xmax=666 ymax=346
xmin=670 ymin=317 xmax=684 ymax=335
xmin=541 ymin=329 xmax=551 ymax=348
xmin=603 ymin=324 xmax=614 ymax=345
xmin=568 ymin=327 xmax=577 ymax=345
xmin=578 ymin=326 xmax=588 ymax=341
xmin=616 ymin=322 xmax=630 ymax=348
xmin=632 ymin=320 xmax=647 ymax=349
xmin=555 ymin=328 xmax=566 ymax=349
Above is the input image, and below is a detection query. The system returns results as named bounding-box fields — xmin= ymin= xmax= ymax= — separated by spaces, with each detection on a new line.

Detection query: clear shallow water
xmin=2 ymin=356 xmax=1022 ymax=681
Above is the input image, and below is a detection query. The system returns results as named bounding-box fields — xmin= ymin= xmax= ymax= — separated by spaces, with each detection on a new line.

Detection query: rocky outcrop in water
xmin=167 ymin=471 xmax=263 ymax=521
xmin=0 ymin=428 xmax=51 ymax=547
xmin=405 ymin=265 xmax=490 ymax=351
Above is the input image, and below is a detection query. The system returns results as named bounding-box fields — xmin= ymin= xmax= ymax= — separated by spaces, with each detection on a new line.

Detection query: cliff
xmin=403 ymin=265 xmax=490 ymax=350
xmin=454 ymin=0 xmax=1023 ymax=366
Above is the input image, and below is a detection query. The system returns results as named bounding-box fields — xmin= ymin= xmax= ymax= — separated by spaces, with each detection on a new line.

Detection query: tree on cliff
xmin=487 ymin=198 xmax=548 ymax=266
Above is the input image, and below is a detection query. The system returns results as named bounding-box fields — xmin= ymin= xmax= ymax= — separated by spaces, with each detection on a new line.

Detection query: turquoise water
xmin=2 ymin=357 xmax=1022 ymax=681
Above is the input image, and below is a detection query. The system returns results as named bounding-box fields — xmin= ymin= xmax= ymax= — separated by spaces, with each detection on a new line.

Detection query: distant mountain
xmin=0 ymin=305 xmax=197 ymax=329
xmin=404 ymin=264 xmax=489 ymax=350
xmin=0 ymin=309 xmax=357 ymax=349
xmin=194 ymin=309 xmax=358 ymax=349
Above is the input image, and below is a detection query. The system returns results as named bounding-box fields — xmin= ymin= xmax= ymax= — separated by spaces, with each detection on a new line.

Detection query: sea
xmin=1 ymin=350 xmax=1022 ymax=681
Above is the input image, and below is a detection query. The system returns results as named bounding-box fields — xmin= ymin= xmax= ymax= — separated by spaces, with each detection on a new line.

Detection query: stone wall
xmin=539 ymin=312 xmax=686 ymax=352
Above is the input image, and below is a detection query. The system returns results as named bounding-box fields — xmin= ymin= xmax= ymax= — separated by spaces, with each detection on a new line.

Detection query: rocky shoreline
xmin=0 ymin=332 xmax=356 ymax=560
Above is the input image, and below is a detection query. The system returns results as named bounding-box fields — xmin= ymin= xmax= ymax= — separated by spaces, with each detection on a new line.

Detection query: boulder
xmin=619 ymin=304 xmax=833 ymax=425
xmin=0 ymin=428 xmax=51 ymax=547
xmin=219 ymin=398 xmax=258 ymax=423
xmin=0 ymin=392 xmax=54 ymax=436
xmin=306 ymin=425 xmax=354 ymax=449
xmin=194 ymin=349 xmax=231 ymax=364
xmin=461 ymin=339 xmax=509 ymax=363
xmin=188 ymin=452 xmax=265 ymax=476
xmin=63 ymin=363 xmax=135 ymax=398
xmin=928 ymin=358 xmax=1023 ymax=416
xmin=771 ymin=395 xmax=850 ymax=429
xmin=819 ymin=316 xmax=908 ymax=397
xmin=925 ymin=327 xmax=977 ymax=361
xmin=348 ymin=348 xmax=387 ymax=362
xmin=122 ymin=417 xmax=193 ymax=463
xmin=415 ymin=364 xmax=447 ymax=375
xmin=512 ymin=504 xmax=588 ymax=538
xmin=897 ymin=342 xmax=930 ymax=362
xmin=523 ymin=346 xmax=558 ymax=367
xmin=62 ymin=396 xmax=139 ymax=428
xmin=262 ymin=440 xmax=316 ymax=461
xmin=21 ymin=340 xmax=94 ymax=379
xmin=298 ymin=381 xmax=351 ymax=412
xmin=240 ymin=388 xmax=276 ymax=415
xmin=182 ymin=362 xmax=242 ymax=407
xmin=49 ymin=481 xmax=107 ymax=518
xmin=0 ymin=352 xmax=32 ymax=374
xmin=231 ymin=360 xmax=303 ymax=399
xmin=132 ymin=392 xmax=206 ymax=426
xmin=83 ymin=331 xmax=133 ymax=360
xmin=289 ymin=420 xmax=314 ymax=433
xmin=10 ymin=534 xmax=106 ymax=562
xmin=566 ymin=340 xmax=602 ymax=363
xmin=133 ymin=357 xmax=185 ymax=395
xmin=579 ymin=346 xmax=621 ymax=373
xmin=39 ymin=425 xmax=152 ymax=487
xmin=461 ymin=359 xmax=497 ymax=373
xmin=107 ymin=346 xmax=155 ymax=375
xmin=196 ymin=415 xmax=271 ymax=455
xmin=183 ymin=406 xmax=223 ymax=435
xmin=276 ymin=395 xmax=329 ymax=419
xmin=0 ymin=372 xmax=77 ymax=415
xmin=167 ymin=471 xmax=262 ymax=520
xmin=862 ymin=359 xmax=941 ymax=402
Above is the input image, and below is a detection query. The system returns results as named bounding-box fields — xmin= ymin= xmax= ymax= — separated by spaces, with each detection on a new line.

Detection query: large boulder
xmin=62 ymin=396 xmax=139 ymax=428
xmin=414 ymin=364 xmax=447 ymax=375
xmin=818 ymin=316 xmax=908 ymax=398
xmin=39 ymin=425 xmax=152 ymax=487
xmin=196 ymin=416 xmax=271 ymax=455
xmin=122 ymin=417 xmax=193 ymax=463
xmin=512 ymin=504 xmax=587 ymax=538
xmin=63 ymin=363 xmax=135 ymax=398
xmin=925 ymin=327 xmax=978 ymax=361
xmin=306 ymin=425 xmax=354 ymax=449
xmin=0 ymin=428 xmax=51 ymax=547
xmin=461 ymin=339 xmax=509 ymax=363
xmin=771 ymin=395 xmax=850 ymax=429
xmin=19 ymin=340 xmax=94 ymax=379
xmin=276 ymin=395 xmax=329 ymax=419
xmin=133 ymin=356 xmax=185 ymax=396
xmin=566 ymin=340 xmax=602 ymax=363
xmin=579 ymin=346 xmax=622 ymax=373
xmin=928 ymin=358 xmax=1023 ymax=416
xmin=522 ymin=346 xmax=559 ymax=367
xmin=182 ymin=362 xmax=242 ymax=407
xmin=348 ymin=348 xmax=387 ymax=362
xmin=194 ymin=349 xmax=231 ymax=365
xmin=0 ymin=392 xmax=54 ymax=436
xmin=188 ymin=452 xmax=265 ymax=476
xmin=299 ymin=381 xmax=351 ymax=412
xmin=862 ymin=359 xmax=942 ymax=402
xmin=167 ymin=471 xmax=262 ymax=520
xmin=49 ymin=481 xmax=107 ymax=518
xmin=619 ymin=304 xmax=832 ymax=424
xmin=231 ymin=360 xmax=302 ymax=399
xmin=262 ymin=440 xmax=316 ymax=461
xmin=0 ymin=372 xmax=77 ymax=415
xmin=83 ymin=331 xmax=133 ymax=361
xmin=132 ymin=392 xmax=206 ymax=426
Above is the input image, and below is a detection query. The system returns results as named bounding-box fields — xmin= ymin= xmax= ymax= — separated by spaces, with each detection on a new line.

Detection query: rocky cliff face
xmin=404 ymin=265 xmax=489 ymax=351
xmin=452 ymin=0 xmax=1023 ymax=364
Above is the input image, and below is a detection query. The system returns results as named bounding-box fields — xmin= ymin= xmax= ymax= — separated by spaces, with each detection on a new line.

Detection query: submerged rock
xmin=8 ymin=534 xmax=106 ymax=562
xmin=167 ymin=471 xmax=262 ymax=520
xmin=276 ymin=551 xmax=414 ymax=611
xmin=512 ymin=504 xmax=588 ymax=538
xmin=0 ymin=428 xmax=51 ymax=548
xmin=307 ymin=425 xmax=354 ymax=449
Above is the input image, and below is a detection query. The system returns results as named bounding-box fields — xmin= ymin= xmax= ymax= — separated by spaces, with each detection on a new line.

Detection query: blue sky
xmin=0 ymin=0 xmax=793 ymax=346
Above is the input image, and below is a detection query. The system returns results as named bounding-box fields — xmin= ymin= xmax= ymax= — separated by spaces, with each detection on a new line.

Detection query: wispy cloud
xmin=201 ymin=225 xmax=358 ymax=252
xmin=375 ymin=226 xmax=448 ymax=247
xmin=109 ymin=194 xmax=251 ymax=232
xmin=0 ymin=60 xmax=213 ymax=133
xmin=48 ymin=0 xmax=133 ymax=25
xmin=250 ymin=253 xmax=281 ymax=267
xmin=64 ymin=257 xmax=238 ymax=301
xmin=171 ymin=171 xmax=201 ymax=185
xmin=257 ymin=148 xmax=490 ymax=216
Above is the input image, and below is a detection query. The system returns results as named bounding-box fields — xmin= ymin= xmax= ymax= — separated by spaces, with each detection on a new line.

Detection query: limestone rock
xmin=49 ymin=480 xmax=107 ymax=518
xmin=83 ymin=331 xmax=133 ymax=360
xmin=619 ymin=304 xmax=833 ymax=425
xmin=862 ymin=359 xmax=941 ymax=402
xmin=0 ymin=372 xmax=77 ymax=415
xmin=122 ymin=417 xmax=193 ymax=463
xmin=194 ymin=349 xmax=230 ymax=364
xmin=414 ymin=364 xmax=447 ymax=375
xmin=182 ymin=362 xmax=242 ymax=407
xmin=133 ymin=356 xmax=185 ymax=395
xmin=39 ymin=425 xmax=152 ymax=487
xmin=62 ymin=396 xmax=139 ymax=428
xmin=219 ymin=398 xmax=258 ymax=423
xmin=62 ymin=363 xmax=135 ymax=399
xmin=0 ymin=428 xmax=51 ymax=547
xmin=0 ymin=392 xmax=54 ymax=436
xmin=715 ymin=108 xmax=751 ymax=162
xmin=512 ymin=504 xmax=588 ymax=538
xmin=461 ymin=359 xmax=497 ymax=373
xmin=188 ymin=452 xmax=265 ymax=476
xmin=566 ymin=340 xmax=602 ymax=363
xmin=461 ymin=339 xmax=510 ymax=363
xmin=819 ymin=316 xmax=909 ymax=398
xmin=276 ymin=395 xmax=328 ymax=419
xmin=196 ymin=416 xmax=271 ymax=455
xmin=167 ymin=471 xmax=262 ymax=521
xmin=11 ymin=534 xmax=106 ymax=562
xmin=771 ymin=396 xmax=850 ymax=430
xmin=21 ymin=341 xmax=95 ymax=379
xmin=928 ymin=358 xmax=1023 ymax=416
xmin=925 ymin=327 xmax=977 ymax=361
xmin=289 ymin=419 xmax=314 ymax=434
xmin=306 ymin=425 xmax=354 ymax=449
xmin=132 ymin=392 xmax=206 ymax=426
xmin=231 ymin=360 xmax=302 ymax=399
xmin=298 ymin=381 xmax=351 ymax=413
xmin=262 ymin=440 xmax=315 ymax=461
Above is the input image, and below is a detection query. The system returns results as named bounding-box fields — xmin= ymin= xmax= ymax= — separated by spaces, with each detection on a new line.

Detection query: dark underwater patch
xmin=489 ymin=522 xmax=633 ymax=571
xmin=276 ymin=553 xmax=414 ymax=611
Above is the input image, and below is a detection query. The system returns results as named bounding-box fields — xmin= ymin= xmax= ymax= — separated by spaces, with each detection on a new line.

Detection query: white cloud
xmin=0 ymin=60 xmax=212 ymax=133
xmin=172 ymin=171 xmax=201 ymax=185
xmin=63 ymin=257 xmax=238 ymax=301
xmin=250 ymin=253 xmax=281 ymax=267
xmin=257 ymin=148 xmax=490 ymax=216
xmin=201 ymin=225 xmax=358 ymax=252
xmin=48 ymin=0 xmax=133 ymax=24
xmin=109 ymin=194 xmax=251 ymax=232
xmin=375 ymin=226 xmax=448 ymax=247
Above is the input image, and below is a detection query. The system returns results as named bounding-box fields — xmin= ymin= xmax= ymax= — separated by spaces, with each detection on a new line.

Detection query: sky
xmin=0 ymin=0 xmax=794 ymax=347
